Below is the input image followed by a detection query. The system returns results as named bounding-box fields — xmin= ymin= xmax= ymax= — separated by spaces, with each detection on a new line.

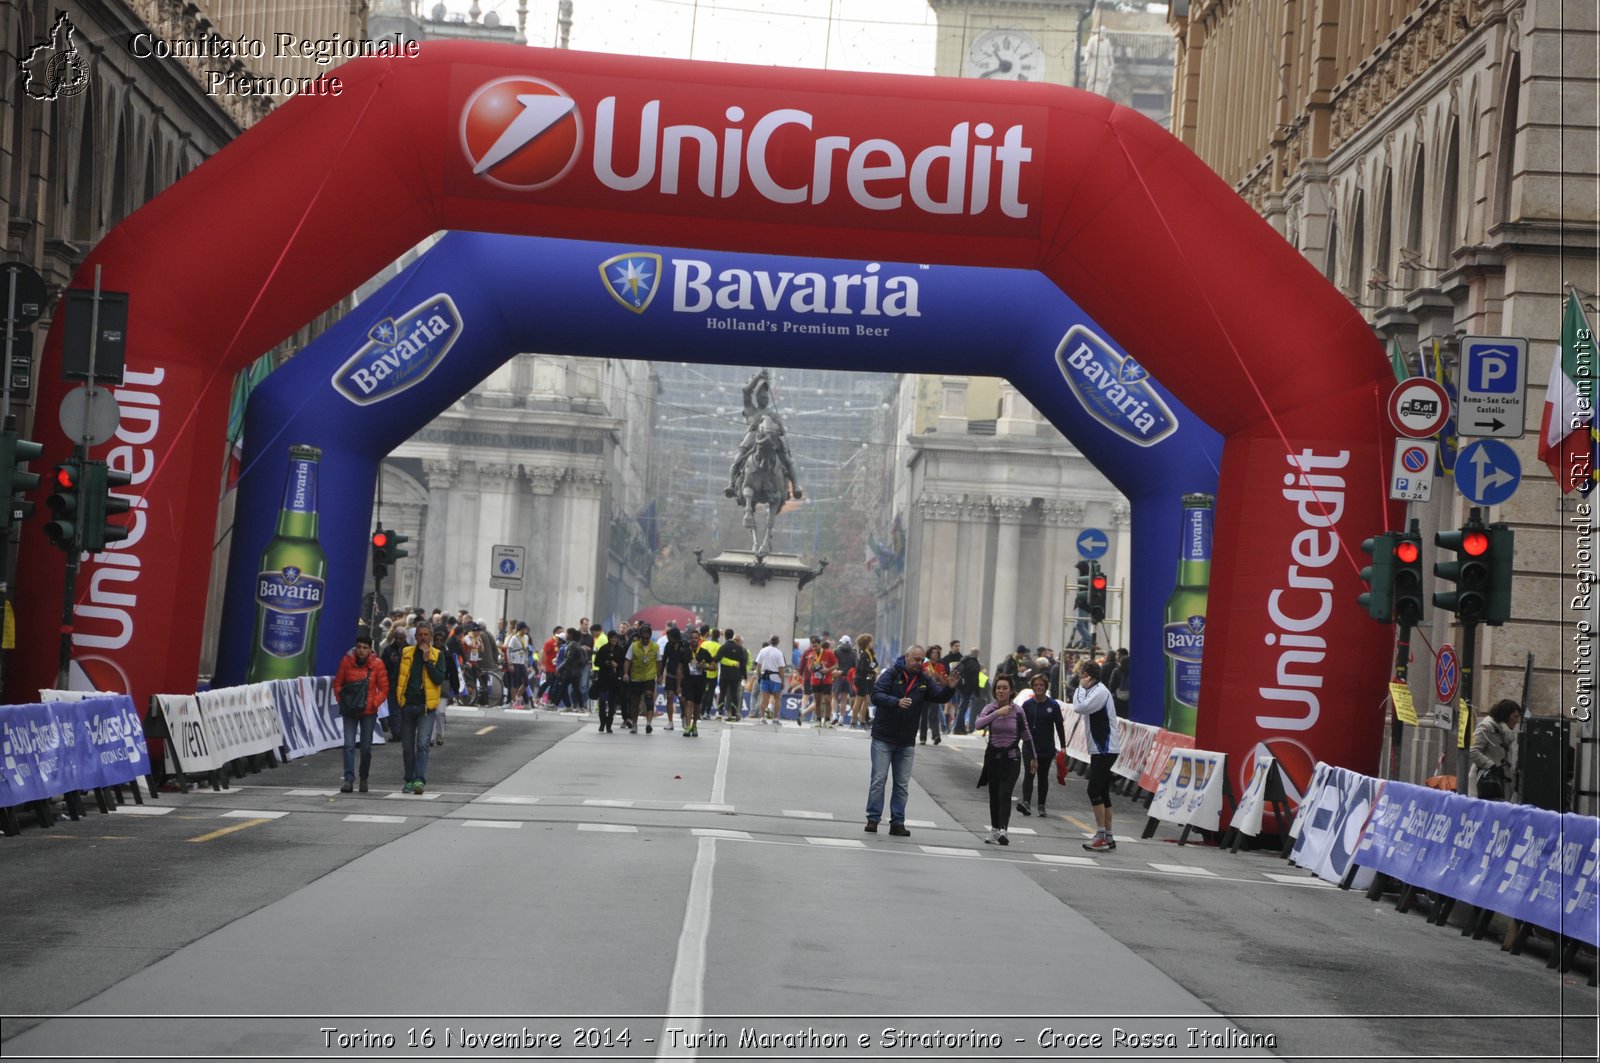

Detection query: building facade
xmin=1168 ymin=0 xmax=1598 ymax=774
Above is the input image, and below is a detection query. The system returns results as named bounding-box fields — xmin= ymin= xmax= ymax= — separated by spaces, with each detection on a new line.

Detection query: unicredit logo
xmin=460 ymin=76 xmax=583 ymax=191
xmin=460 ymin=80 xmax=1035 ymax=219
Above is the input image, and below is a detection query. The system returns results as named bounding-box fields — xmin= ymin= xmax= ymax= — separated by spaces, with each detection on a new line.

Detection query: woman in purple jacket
xmin=974 ymin=675 xmax=1036 ymax=846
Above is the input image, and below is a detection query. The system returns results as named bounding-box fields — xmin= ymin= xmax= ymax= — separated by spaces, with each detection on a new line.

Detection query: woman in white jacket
xmin=1073 ymin=660 xmax=1121 ymax=852
xmin=1468 ymin=699 xmax=1521 ymax=800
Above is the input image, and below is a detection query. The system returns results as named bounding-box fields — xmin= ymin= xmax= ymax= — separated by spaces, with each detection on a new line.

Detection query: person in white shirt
xmin=504 ymin=622 xmax=532 ymax=709
xmin=753 ymin=635 xmax=788 ymax=724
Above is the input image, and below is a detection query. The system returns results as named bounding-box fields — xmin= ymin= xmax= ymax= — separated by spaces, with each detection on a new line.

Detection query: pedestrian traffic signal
xmin=82 ymin=462 xmax=132 ymax=552
xmin=1088 ymin=562 xmax=1108 ymax=623
xmin=0 ymin=430 xmax=42 ymax=531
xmin=1358 ymin=532 xmax=1398 ymax=622
xmin=44 ymin=459 xmax=84 ymax=549
xmin=1434 ymin=509 xmax=1492 ymax=622
xmin=1392 ymin=527 xmax=1425 ymax=626
xmin=1485 ymin=523 xmax=1515 ymax=626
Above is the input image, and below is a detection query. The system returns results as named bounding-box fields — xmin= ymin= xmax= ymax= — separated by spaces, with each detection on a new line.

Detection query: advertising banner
xmin=1112 ymin=720 xmax=1158 ymax=784
xmin=1229 ymin=751 xmax=1279 ymax=838
xmin=1357 ymin=780 xmax=1600 ymax=948
xmin=0 ymin=695 xmax=148 ymax=808
xmin=1138 ymin=729 xmax=1195 ymax=794
xmin=75 ymin=695 xmax=149 ymax=790
xmin=155 ymin=694 xmax=219 ymax=773
xmin=1289 ymin=762 xmax=1383 ymax=886
xmin=1149 ymin=748 xmax=1228 ymax=832
xmin=194 ymin=684 xmax=284 ymax=764
xmin=1063 ymin=714 xmax=1091 ymax=765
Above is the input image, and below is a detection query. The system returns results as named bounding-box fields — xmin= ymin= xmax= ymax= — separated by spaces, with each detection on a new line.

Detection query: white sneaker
xmin=983 ymin=828 xmax=999 ymax=844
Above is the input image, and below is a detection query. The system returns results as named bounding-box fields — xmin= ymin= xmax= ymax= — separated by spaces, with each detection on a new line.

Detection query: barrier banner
xmin=39 ymin=689 xmax=93 ymax=701
xmin=1113 ymin=720 xmax=1158 ymax=784
xmin=271 ymin=678 xmax=337 ymax=761
xmin=75 ymin=695 xmax=149 ymax=789
xmin=0 ymin=696 xmax=149 ymax=808
xmin=1063 ymin=715 xmax=1091 ymax=764
xmin=1229 ymin=751 xmax=1279 ymax=838
xmin=1357 ymin=780 xmax=1600 ymax=948
xmin=1150 ymin=748 xmax=1228 ymax=832
xmin=1139 ymin=729 xmax=1195 ymax=793
xmin=155 ymin=694 xmax=218 ymax=773
xmin=1289 ymin=762 xmax=1383 ymax=886
xmin=195 ymin=684 xmax=284 ymax=764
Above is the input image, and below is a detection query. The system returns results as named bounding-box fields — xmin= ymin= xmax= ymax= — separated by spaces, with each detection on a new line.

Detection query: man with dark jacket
xmin=865 ymin=645 xmax=955 ymax=837
xmin=953 ymin=648 xmax=982 ymax=734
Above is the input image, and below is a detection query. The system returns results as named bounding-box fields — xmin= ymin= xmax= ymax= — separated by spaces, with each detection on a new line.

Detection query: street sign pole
xmin=1454 ymin=621 xmax=1477 ymax=794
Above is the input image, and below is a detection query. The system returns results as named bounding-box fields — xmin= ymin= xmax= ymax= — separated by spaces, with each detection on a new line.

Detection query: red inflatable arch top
xmin=17 ymin=43 xmax=1400 ymax=794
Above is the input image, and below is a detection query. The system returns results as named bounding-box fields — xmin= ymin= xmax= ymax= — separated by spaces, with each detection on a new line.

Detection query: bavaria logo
xmin=600 ymin=252 xmax=662 ymax=313
xmin=1163 ymin=615 xmax=1205 ymax=663
xmin=460 ymin=76 xmax=582 ymax=191
xmin=256 ymin=565 xmax=325 ymax=613
xmin=332 ymin=295 xmax=462 ymax=405
xmin=1054 ymin=325 xmax=1178 ymax=447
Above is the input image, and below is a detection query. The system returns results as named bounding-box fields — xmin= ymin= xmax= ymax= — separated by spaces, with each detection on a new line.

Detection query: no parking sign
xmin=1389 ymin=439 xmax=1436 ymax=502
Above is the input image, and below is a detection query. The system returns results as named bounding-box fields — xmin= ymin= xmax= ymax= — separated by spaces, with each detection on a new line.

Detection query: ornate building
xmin=1168 ymin=0 xmax=1598 ymax=774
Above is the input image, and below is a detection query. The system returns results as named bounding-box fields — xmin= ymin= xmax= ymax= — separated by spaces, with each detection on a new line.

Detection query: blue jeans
xmin=865 ymin=738 xmax=914 ymax=825
xmin=400 ymin=706 xmax=435 ymax=784
xmin=342 ymin=713 xmax=375 ymax=782
xmin=954 ymin=690 xmax=980 ymax=732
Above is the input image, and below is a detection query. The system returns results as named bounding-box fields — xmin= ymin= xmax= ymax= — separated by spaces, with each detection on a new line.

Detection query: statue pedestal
xmin=696 ymin=551 xmax=826 ymax=652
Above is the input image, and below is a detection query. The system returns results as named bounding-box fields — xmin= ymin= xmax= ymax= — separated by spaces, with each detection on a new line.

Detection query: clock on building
xmin=963 ymin=27 xmax=1045 ymax=81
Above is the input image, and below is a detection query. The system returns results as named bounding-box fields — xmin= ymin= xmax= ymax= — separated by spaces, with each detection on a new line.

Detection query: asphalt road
xmin=1 ymin=709 xmax=1594 ymax=1062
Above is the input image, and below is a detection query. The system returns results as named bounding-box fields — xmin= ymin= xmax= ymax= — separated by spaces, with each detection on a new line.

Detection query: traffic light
xmin=387 ymin=529 xmax=410 ymax=563
xmin=1434 ymin=509 xmax=1491 ymax=622
xmin=1485 ymin=523 xmax=1515 ymax=626
xmin=1073 ymin=560 xmax=1090 ymax=614
xmin=1392 ymin=527 xmax=1425 ymax=627
xmin=1358 ymin=532 xmax=1398 ymax=622
xmin=1088 ymin=562 xmax=1108 ymax=622
xmin=371 ymin=528 xmax=391 ymax=582
xmin=83 ymin=461 xmax=132 ymax=552
xmin=44 ymin=458 xmax=84 ymax=549
xmin=0 ymin=430 xmax=42 ymax=531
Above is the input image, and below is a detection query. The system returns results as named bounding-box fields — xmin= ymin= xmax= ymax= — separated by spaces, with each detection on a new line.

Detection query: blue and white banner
xmin=1149 ymin=748 xmax=1228 ymax=832
xmin=271 ymin=677 xmax=342 ymax=761
xmin=194 ymin=684 xmax=283 ymax=764
xmin=0 ymin=695 xmax=148 ymax=807
xmin=1358 ymin=780 xmax=1600 ymax=948
xmin=1230 ymin=751 xmax=1279 ymax=838
xmin=1289 ymin=762 xmax=1384 ymax=887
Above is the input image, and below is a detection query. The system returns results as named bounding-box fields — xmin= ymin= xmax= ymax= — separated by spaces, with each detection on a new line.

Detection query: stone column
xmin=419 ymin=459 xmax=457 ymax=612
xmin=1110 ymin=499 xmax=1133 ymax=637
xmin=936 ymin=376 xmax=970 ymax=435
xmin=560 ymin=468 xmax=606 ymax=623
xmin=996 ymin=383 xmax=1034 ymax=436
xmin=526 ymin=465 xmax=561 ymax=627
xmin=920 ymin=493 xmax=961 ymax=640
xmin=988 ymin=496 xmax=1028 ymax=660
xmin=957 ymin=494 xmax=991 ymax=648
xmin=473 ymin=463 xmax=519 ymax=623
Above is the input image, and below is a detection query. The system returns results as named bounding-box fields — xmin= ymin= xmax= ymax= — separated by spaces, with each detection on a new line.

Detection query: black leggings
xmin=1087 ymin=752 xmax=1117 ymax=806
xmin=1021 ymin=752 xmax=1055 ymax=807
xmin=987 ymin=756 xmax=1022 ymax=830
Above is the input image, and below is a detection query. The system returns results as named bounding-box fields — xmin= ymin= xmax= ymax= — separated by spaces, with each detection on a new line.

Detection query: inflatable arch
xmin=16 ymin=43 xmax=1401 ymax=795
xmin=212 ymin=231 xmax=1224 ymax=715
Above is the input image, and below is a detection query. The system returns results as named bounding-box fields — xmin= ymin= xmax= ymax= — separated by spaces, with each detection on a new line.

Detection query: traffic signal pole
xmin=56 ymin=266 xmax=105 ymax=690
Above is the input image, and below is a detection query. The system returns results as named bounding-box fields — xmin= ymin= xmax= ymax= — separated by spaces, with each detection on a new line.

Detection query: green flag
xmin=1388 ymin=337 xmax=1409 ymax=383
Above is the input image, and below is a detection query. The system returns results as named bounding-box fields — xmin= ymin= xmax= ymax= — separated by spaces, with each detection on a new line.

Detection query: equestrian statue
xmin=724 ymin=368 xmax=802 ymax=556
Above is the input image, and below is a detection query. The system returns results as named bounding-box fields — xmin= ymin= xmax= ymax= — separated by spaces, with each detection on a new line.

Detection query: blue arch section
xmin=216 ymin=232 xmax=1222 ymax=722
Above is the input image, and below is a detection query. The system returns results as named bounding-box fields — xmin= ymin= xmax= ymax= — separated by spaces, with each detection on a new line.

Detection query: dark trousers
xmin=719 ymin=675 xmax=742 ymax=716
xmin=988 ymin=756 xmax=1021 ymax=830
xmin=918 ymin=703 xmax=942 ymax=741
xmin=1021 ymin=752 xmax=1054 ymax=808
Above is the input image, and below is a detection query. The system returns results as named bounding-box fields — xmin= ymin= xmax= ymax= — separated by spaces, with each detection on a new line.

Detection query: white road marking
xmin=285 ymin=789 xmax=339 ymax=797
xmin=583 ymin=799 xmax=635 ymax=808
xmin=1149 ymin=863 xmax=1218 ymax=876
xmin=684 ymin=803 xmax=734 ymax=813
xmin=1263 ymin=872 xmax=1336 ymax=888
xmin=463 ymin=820 xmax=522 ymax=830
xmin=479 ymin=795 xmax=540 ymax=805
xmin=904 ymin=819 xmax=936 ymax=829
xmin=344 ymin=814 xmax=405 ymax=824
xmin=110 ymin=805 xmax=172 ymax=816
xmin=658 ymin=836 xmax=716 ymax=1060
xmin=1083 ymin=831 xmax=1141 ymax=843
xmin=711 ymin=726 xmax=731 ymax=806
xmin=221 ymin=810 xmax=288 ymax=819
xmin=782 ymin=810 xmax=833 ymax=820
xmin=578 ymin=823 xmax=638 ymax=833
xmin=1035 ymin=854 xmax=1097 ymax=867
xmin=384 ymin=792 xmax=440 ymax=801
xmin=692 ymin=829 xmax=750 ymax=840
xmin=918 ymin=845 xmax=980 ymax=857
xmin=805 ymin=837 xmax=866 ymax=849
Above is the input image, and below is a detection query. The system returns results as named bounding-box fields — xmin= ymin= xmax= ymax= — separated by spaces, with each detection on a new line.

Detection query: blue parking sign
xmin=1458 ymin=336 xmax=1526 ymax=439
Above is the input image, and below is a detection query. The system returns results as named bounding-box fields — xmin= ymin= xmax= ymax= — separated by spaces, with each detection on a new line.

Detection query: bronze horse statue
xmin=728 ymin=414 xmax=796 ymax=556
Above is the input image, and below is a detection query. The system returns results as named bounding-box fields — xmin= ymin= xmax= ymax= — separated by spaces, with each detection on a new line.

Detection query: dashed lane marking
xmin=578 ymin=823 xmax=639 ymax=833
xmin=384 ymin=792 xmax=440 ymax=801
xmin=782 ymin=810 xmax=833 ymax=820
xmin=344 ymin=814 xmax=406 ymax=824
xmin=475 ymin=726 xmax=497 ymax=735
xmin=285 ymin=789 xmax=340 ymax=797
xmin=221 ymin=810 xmax=289 ymax=819
xmin=692 ymin=829 xmax=751 ymax=840
xmin=918 ymin=845 xmax=980 ymax=857
xmin=583 ymin=799 xmax=636 ymax=808
xmin=479 ymin=795 xmax=541 ymax=805
xmin=1035 ymin=854 xmax=1097 ymax=867
xmin=189 ymin=819 xmax=272 ymax=843
xmin=1262 ymin=872 xmax=1337 ymax=888
xmin=805 ymin=837 xmax=866 ymax=848
xmin=1148 ymin=863 xmax=1218 ymax=876
xmin=109 ymin=805 xmax=172 ymax=816
xmin=903 ymin=819 xmax=936 ymax=829
xmin=683 ymin=803 xmax=734 ymax=812
xmin=463 ymin=819 xmax=522 ymax=829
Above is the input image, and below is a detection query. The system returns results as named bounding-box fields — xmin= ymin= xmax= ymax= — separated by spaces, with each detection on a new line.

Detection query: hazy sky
xmin=446 ymin=0 xmax=943 ymax=74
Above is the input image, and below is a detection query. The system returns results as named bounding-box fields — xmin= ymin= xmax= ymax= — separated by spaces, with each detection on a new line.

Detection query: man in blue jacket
xmin=865 ymin=645 xmax=955 ymax=837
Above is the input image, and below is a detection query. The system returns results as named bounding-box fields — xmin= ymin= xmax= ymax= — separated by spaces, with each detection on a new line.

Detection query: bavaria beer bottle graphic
xmin=246 ymin=445 xmax=328 ymax=681
xmin=1162 ymin=493 xmax=1213 ymax=736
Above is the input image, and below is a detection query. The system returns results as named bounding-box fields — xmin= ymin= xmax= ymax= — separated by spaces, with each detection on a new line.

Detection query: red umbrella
xmin=627 ymin=605 xmax=700 ymax=632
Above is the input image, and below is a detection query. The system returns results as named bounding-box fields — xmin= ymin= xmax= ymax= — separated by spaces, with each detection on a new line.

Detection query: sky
xmin=441 ymin=0 xmax=945 ymax=74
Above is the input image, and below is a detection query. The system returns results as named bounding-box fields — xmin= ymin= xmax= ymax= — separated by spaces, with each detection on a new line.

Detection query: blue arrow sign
xmin=1076 ymin=528 xmax=1109 ymax=559
xmin=1455 ymin=439 xmax=1522 ymax=506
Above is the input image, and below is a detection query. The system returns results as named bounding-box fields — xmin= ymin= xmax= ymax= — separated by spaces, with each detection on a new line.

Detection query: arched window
xmin=1496 ymin=54 xmax=1521 ymax=226
xmin=71 ymin=98 xmax=95 ymax=241
xmin=1437 ymin=119 xmax=1461 ymax=263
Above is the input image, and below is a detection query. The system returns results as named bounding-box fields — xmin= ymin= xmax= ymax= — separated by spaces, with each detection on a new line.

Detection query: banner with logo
xmin=195 ymin=684 xmax=284 ymax=764
xmin=39 ymin=688 xmax=93 ymax=701
xmin=155 ymin=693 xmax=219 ymax=773
xmin=1063 ymin=714 xmax=1092 ymax=765
xmin=270 ymin=677 xmax=338 ymax=761
xmin=1356 ymin=781 xmax=1600 ymax=948
xmin=0 ymin=695 xmax=149 ymax=808
xmin=1112 ymin=719 xmax=1158 ymax=783
xmin=1139 ymin=728 xmax=1195 ymax=793
xmin=1229 ymin=751 xmax=1280 ymax=838
xmin=1289 ymin=762 xmax=1383 ymax=887
xmin=1149 ymin=748 xmax=1228 ymax=832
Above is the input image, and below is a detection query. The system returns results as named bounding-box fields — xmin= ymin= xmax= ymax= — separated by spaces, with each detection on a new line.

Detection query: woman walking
xmin=851 ymin=634 xmax=878 ymax=727
xmin=974 ymin=675 xmax=1036 ymax=845
xmin=919 ymin=645 xmax=948 ymax=745
xmin=1469 ymin=699 xmax=1522 ymax=800
xmin=1016 ymin=671 xmax=1067 ymax=817
xmin=1075 ymin=660 xmax=1122 ymax=851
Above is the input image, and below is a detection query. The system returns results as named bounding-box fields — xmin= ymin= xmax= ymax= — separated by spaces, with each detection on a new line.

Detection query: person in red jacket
xmin=334 ymin=634 xmax=391 ymax=793
xmin=540 ymin=626 xmax=564 ymax=704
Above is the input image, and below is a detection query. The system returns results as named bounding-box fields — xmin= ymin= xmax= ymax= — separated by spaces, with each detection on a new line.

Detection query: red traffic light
xmin=1462 ymin=531 xmax=1489 ymax=557
xmin=55 ymin=466 xmax=77 ymax=489
xmin=371 ymin=531 xmax=389 ymax=548
xmin=1395 ymin=540 xmax=1420 ymax=564
xmin=1091 ymin=575 xmax=1108 ymax=590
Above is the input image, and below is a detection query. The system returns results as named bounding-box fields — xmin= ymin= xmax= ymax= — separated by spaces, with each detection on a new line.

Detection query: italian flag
xmin=1539 ymin=292 xmax=1596 ymax=494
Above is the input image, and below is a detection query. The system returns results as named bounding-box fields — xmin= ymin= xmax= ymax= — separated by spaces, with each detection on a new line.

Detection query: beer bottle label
xmin=1163 ymin=615 xmax=1205 ymax=709
xmin=255 ymin=565 xmax=326 ymax=657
